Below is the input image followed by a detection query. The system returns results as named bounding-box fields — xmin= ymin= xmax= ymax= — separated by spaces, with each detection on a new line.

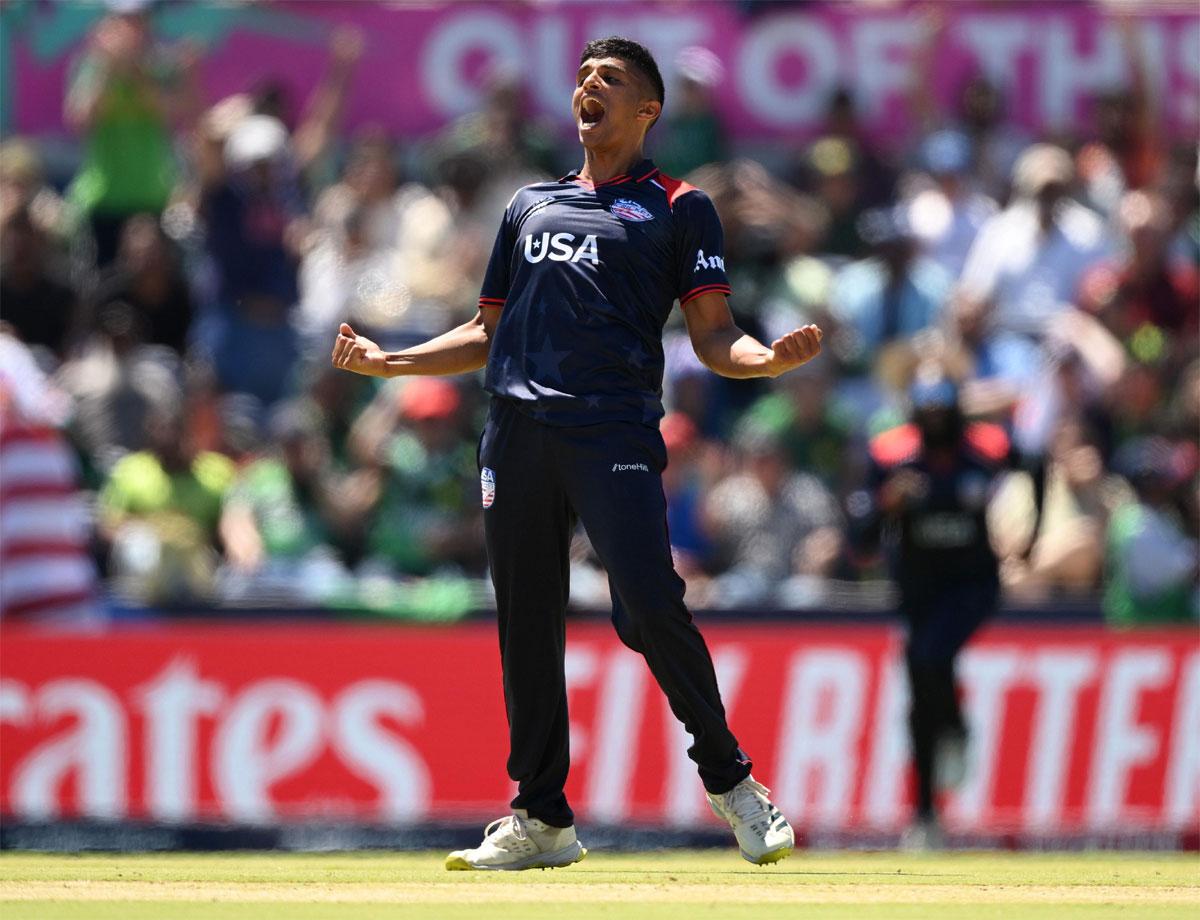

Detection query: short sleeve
xmin=673 ymin=190 xmax=732 ymax=306
xmin=478 ymin=196 xmax=519 ymax=311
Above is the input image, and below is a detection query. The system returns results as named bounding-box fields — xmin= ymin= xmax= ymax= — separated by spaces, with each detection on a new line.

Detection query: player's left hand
xmin=766 ymin=324 xmax=823 ymax=377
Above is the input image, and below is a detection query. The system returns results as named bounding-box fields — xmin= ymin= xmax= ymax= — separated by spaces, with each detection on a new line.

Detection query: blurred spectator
xmin=273 ymin=25 xmax=366 ymax=180
xmin=956 ymin=145 xmax=1114 ymax=384
xmin=90 ymin=213 xmax=194 ymax=353
xmin=705 ymin=424 xmax=844 ymax=605
xmin=302 ymin=131 xmax=432 ymax=344
xmin=1076 ymin=17 xmax=1162 ymax=216
xmin=0 ymin=138 xmax=68 ymax=248
xmin=1001 ymin=418 xmax=1132 ymax=596
xmin=57 ymin=301 xmax=180 ymax=476
xmin=197 ymin=112 xmax=304 ymax=404
xmin=738 ymin=363 xmax=853 ymax=492
xmin=830 ymin=206 xmax=952 ymax=368
xmin=660 ymin=412 xmax=718 ymax=578
xmin=312 ymin=129 xmax=425 ymax=253
xmin=901 ymin=129 xmax=997 ymax=279
xmin=97 ymin=402 xmax=235 ymax=604
xmin=391 ymin=149 xmax=543 ymax=340
xmin=0 ymin=330 xmax=99 ymax=624
xmin=351 ymin=378 xmax=481 ymax=576
xmin=438 ymin=70 xmax=559 ymax=178
xmin=0 ymin=206 xmax=78 ymax=357
xmin=909 ymin=8 xmax=1027 ymax=203
xmin=299 ymin=199 xmax=409 ymax=346
xmin=1080 ymin=190 xmax=1199 ymax=340
xmin=1104 ymin=438 xmax=1198 ymax=626
xmin=219 ymin=400 xmax=365 ymax=600
xmin=811 ymin=86 xmax=896 ymax=212
xmin=64 ymin=2 xmax=200 ymax=265
xmin=804 ymin=136 xmax=870 ymax=259
xmin=1005 ymin=309 xmax=1126 ymax=467
xmin=656 ymin=46 xmax=727 ymax=178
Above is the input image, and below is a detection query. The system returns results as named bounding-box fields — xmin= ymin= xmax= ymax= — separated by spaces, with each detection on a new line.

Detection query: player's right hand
xmin=332 ymin=322 xmax=389 ymax=377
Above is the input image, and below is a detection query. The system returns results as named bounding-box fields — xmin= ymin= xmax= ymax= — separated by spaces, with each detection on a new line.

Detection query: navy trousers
xmin=479 ymin=398 xmax=751 ymax=827
xmin=900 ymin=577 xmax=998 ymax=819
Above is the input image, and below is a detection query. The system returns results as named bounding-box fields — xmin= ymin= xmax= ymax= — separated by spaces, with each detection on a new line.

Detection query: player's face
xmin=573 ymin=57 xmax=657 ymax=148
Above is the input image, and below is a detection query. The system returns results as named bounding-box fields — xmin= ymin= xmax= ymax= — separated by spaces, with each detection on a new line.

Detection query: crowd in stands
xmin=1 ymin=4 xmax=1196 ymax=624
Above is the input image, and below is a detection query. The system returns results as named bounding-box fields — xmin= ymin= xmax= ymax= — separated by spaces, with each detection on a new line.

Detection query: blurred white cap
xmin=675 ymin=46 xmax=724 ymax=88
xmin=224 ymin=114 xmax=290 ymax=171
xmin=1012 ymin=144 xmax=1074 ymax=198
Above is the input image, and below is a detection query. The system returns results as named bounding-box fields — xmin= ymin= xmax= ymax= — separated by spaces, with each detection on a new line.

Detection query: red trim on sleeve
xmin=478 ymin=297 xmax=505 ymax=309
xmin=679 ymin=283 xmax=732 ymax=306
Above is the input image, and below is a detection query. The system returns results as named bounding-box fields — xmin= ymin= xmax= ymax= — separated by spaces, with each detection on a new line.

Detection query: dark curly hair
xmin=579 ymin=36 xmax=665 ymax=111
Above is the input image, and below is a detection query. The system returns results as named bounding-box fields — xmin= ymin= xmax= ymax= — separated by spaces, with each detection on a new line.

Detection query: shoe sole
xmin=742 ymin=843 xmax=793 ymax=866
xmin=445 ymin=842 xmax=587 ymax=871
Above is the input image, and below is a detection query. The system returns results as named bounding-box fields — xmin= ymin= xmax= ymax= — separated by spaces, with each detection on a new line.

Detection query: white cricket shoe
xmin=935 ymin=729 xmax=970 ymax=792
xmin=445 ymin=811 xmax=587 ymax=871
xmin=899 ymin=817 xmax=946 ymax=851
xmin=707 ymin=777 xmax=795 ymax=865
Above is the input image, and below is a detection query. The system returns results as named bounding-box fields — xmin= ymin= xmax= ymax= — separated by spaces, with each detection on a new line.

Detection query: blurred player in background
xmin=333 ymin=36 xmax=823 ymax=870
xmin=848 ymin=370 xmax=1038 ymax=848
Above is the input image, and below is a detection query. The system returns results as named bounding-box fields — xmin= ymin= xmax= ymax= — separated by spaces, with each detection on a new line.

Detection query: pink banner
xmin=5 ymin=1 xmax=1198 ymax=143
xmin=1 ymin=621 xmax=1197 ymax=836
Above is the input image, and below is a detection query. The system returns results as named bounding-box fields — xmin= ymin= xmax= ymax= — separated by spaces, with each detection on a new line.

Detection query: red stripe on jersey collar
xmin=561 ymin=159 xmax=658 ymax=189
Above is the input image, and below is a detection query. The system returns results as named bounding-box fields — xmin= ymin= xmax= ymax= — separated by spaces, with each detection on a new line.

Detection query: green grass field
xmin=2 ymin=850 xmax=1198 ymax=920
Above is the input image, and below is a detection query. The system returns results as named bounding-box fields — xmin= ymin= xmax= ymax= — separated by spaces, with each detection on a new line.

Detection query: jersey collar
xmin=562 ymin=158 xmax=659 ymax=189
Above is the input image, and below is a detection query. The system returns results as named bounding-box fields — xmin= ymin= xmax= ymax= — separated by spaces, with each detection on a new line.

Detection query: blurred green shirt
xmin=225 ymin=458 xmax=332 ymax=561
xmin=67 ymin=54 xmax=177 ymax=216
xmin=1104 ymin=502 xmax=1198 ymax=627
xmin=100 ymin=450 xmax=234 ymax=534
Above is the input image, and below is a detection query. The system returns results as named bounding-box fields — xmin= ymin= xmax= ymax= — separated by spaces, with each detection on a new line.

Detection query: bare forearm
xmin=695 ymin=325 xmax=777 ymax=379
xmin=381 ymin=318 xmax=491 ymax=377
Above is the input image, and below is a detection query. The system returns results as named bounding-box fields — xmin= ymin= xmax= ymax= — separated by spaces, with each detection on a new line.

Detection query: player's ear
xmin=637 ymin=99 xmax=662 ymax=125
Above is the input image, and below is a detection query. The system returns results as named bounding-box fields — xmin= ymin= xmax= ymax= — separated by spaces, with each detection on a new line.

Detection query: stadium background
xmin=0 ymin=0 xmax=1196 ymax=852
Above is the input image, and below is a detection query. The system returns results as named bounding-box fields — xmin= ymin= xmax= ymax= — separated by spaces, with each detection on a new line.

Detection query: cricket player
xmin=848 ymin=371 xmax=1023 ymax=848
xmin=332 ymin=37 xmax=822 ymax=870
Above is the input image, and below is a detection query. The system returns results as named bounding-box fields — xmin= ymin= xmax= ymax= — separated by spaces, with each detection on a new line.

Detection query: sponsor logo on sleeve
xmin=694 ymin=249 xmax=726 ymax=271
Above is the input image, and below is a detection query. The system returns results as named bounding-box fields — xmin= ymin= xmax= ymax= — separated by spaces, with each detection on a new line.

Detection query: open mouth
xmin=580 ymin=96 xmax=606 ymax=129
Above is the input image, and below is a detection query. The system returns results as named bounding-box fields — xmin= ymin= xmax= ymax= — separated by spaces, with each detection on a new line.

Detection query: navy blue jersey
xmin=478 ymin=158 xmax=731 ymax=427
xmin=850 ymin=422 xmax=1013 ymax=595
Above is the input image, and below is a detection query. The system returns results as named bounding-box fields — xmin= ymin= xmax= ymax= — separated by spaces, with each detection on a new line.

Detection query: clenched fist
xmin=331 ymin=322 xmax=390 ymax=377
xmin=764 ymin=324 xmax=823 ymax=378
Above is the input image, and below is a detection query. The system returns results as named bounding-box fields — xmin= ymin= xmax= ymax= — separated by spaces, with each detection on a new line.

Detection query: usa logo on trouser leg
xmin=481 ymin=467 xmax=496 ymax=508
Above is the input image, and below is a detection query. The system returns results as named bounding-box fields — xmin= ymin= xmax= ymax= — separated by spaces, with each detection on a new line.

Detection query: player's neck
xmin=578 ymin=143 xmax=646 ymax=186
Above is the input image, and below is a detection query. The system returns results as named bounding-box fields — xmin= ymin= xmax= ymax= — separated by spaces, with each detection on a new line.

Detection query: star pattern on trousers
xmin=527 ymin=336 xmax=570 ymax=384
xmin=584 ymin=395 xmax=601 ymax=409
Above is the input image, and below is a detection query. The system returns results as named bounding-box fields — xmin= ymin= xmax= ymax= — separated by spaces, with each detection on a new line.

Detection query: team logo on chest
xmin=610 ymin=198 xmax=654 ymax=222
xmin=523 ymin=233 xmax=599 ymax=264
